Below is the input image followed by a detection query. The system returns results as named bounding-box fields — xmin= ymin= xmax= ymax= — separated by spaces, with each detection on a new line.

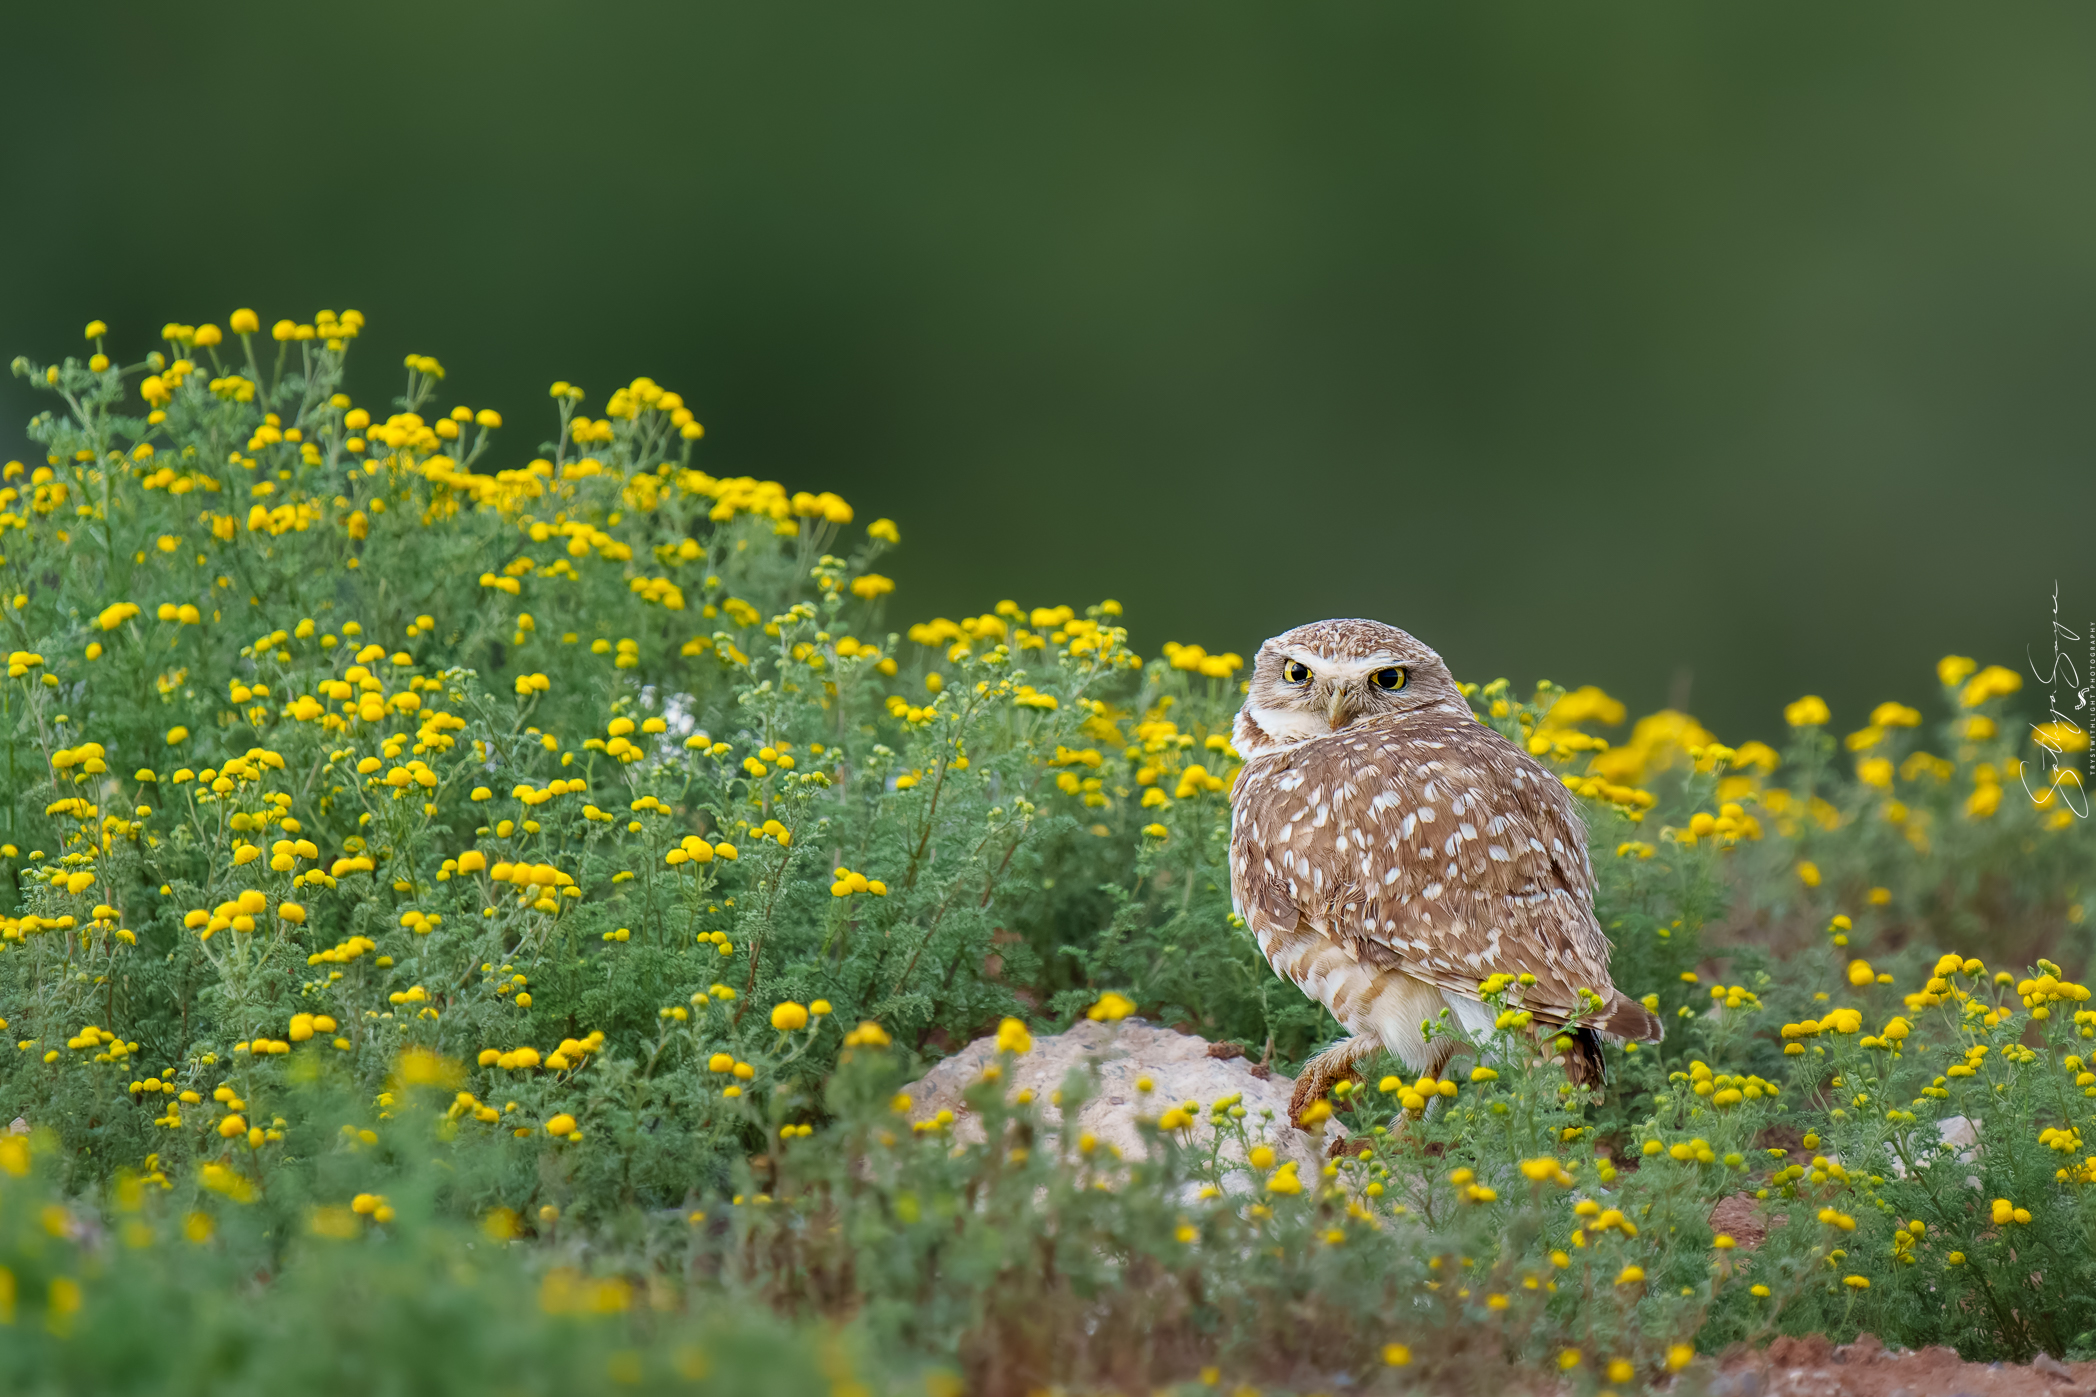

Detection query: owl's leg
xmin=1287 ymin=1035 xmax=1381 ymax=1131
xmin=1422 ymin=1034 xmax=1460 ymax=1095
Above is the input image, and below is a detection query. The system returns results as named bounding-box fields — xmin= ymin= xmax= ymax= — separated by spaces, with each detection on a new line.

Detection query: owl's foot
xmin=1287 ymin=1038 xmax=1375 ymax=1131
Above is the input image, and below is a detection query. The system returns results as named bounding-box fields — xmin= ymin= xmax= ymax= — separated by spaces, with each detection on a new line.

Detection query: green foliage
xmin=0 ymin=313 xmax=2092 ymax=1392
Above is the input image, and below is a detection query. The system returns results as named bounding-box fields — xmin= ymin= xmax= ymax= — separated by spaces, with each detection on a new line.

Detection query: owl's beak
xmin=1327 ymin=687 xmax=1357 ymax=730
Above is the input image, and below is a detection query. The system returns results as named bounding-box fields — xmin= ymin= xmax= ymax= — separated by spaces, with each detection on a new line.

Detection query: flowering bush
xmin=0 ymin=311 xmax=2092 ymax=1394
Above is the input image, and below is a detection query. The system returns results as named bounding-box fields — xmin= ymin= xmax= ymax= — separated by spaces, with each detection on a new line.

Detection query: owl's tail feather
xmin=1597 ymin=991 xmax=1665 ymax=1045
xmin=1563 ymin=1028 xmax=1608 ymax=1088
xmin=1552 ymin=994 xmax=1662 ymax=1089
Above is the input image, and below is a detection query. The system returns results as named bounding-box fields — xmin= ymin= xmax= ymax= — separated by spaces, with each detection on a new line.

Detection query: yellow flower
xmin=2033 ymin=721 xmax=2091 ymax=753
xmin=1959 ymin=665 xmax=2022 ymax=707
xmin=96 ymin=602 xmax=140 ymax=631
xmin=1086 ymin=991 xmax=1136 ymax=1022
xmin=769 ymin=1002 xmax=809 ymax=1032
xmin=1784 ymin=695 xmax=1830 ymax=727
xmin=1382 ymin=1345 xmax=1410 ymax=1367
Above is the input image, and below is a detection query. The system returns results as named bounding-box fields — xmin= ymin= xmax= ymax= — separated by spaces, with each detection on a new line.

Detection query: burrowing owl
xmin=1226 ymin=618 xmax=1662 ymax=1127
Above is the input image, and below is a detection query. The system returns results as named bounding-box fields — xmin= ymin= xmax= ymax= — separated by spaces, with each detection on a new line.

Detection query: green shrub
xmin=0 ymin=310 xmax=2091 ymax=1393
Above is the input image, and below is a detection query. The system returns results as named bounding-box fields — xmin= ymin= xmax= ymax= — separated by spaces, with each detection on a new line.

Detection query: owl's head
xmin=1233 ymin=617 xmax=1465 ymax=755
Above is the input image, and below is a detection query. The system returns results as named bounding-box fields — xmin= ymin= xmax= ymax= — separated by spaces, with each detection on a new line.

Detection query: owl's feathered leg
xmin=1287 ymin=1035 xmax=1385 ymax=1131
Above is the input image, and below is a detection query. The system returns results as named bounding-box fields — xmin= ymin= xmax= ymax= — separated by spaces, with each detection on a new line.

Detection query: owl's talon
xmin=1286 ymin=1049 xmax=1364 ymax=1131
xmin=1328 ymin=1132 xmax=1373 ymax=1160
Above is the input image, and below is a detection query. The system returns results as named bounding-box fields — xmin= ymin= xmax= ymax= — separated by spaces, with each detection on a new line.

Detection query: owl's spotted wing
xmin=1228 ymin=706 xmax=1620 ymax=1026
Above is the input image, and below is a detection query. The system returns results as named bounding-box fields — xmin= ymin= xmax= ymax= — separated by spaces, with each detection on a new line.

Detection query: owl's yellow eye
xmin=1372 ymin=666 xmax=1407 ymax=691
xmin=1282 ymin=660 xmax=1311 ymax=685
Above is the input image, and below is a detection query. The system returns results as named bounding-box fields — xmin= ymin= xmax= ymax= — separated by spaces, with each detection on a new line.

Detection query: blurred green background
xmin=4 ymin=2 xmax=2092 ymax=742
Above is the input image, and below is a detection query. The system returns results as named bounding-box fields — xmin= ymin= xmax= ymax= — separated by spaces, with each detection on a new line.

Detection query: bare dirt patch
xmin=1707 ymin=1192 xmax=1779 ymax=1251
xmin=1711 ymin=1332 xmax=2096 ymax=1397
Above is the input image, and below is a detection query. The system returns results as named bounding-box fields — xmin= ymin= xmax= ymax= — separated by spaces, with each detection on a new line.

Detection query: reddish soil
xmin=1707 ymin=1192 xmax=1780 ymax=1250
xmin=1712 ymin=1332 xmax=2096 ymax=1397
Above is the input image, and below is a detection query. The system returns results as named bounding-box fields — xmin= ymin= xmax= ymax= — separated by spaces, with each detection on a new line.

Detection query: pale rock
xmin=900 ymin=1019 xmax=1341 ymax=1184
xmin=1880 ymin=1115 xmax=1979 ymax=1182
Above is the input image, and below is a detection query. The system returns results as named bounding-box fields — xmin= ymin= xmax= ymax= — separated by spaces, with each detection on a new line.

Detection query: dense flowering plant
xmin=0 ymin=311 xmax=2091 ymax=1394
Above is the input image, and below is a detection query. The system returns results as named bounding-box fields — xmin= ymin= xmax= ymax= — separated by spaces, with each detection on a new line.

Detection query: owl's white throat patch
xmin=1242 ymin=702 xmax=1330 ymax=746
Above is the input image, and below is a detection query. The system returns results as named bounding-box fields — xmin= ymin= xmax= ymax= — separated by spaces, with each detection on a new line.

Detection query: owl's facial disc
xmin=1248 ymin=650 xmax=1409 ymax=738
xmin=1236 ymin=620 xmax=1451 ymax=755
